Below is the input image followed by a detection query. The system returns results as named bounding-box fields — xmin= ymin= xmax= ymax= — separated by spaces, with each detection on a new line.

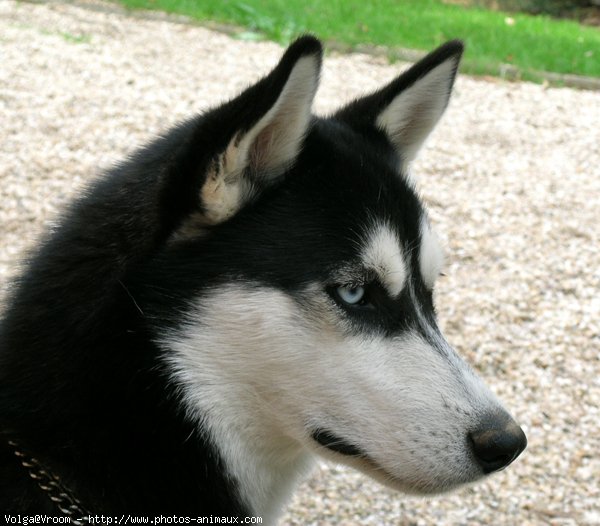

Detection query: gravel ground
xmin=1 ymin=1 xmax=599 ymax=524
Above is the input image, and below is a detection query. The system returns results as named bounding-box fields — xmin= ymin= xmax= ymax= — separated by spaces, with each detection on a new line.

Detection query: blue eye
xmin=336 ymin=285 xmax=366 ymax=305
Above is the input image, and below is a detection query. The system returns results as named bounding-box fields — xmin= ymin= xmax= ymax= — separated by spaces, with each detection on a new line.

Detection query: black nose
xmin=469 ymin=419 xmax=527 ymax=474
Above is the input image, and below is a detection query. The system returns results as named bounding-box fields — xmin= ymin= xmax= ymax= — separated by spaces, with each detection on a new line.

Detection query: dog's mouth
xmin=310 ymin=428 xmax=475 ymax=494
xmin=310 ymin=428 xmax=401 ymax=488
xmin=311 ymin=429 xmax=365 ymax=458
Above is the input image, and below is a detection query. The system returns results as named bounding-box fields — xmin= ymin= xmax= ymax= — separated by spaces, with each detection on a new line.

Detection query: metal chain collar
xmin=8 ymin=439 xmax=91 ymax=524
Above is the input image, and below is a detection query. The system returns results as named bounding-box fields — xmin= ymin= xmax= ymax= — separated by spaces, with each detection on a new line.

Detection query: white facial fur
xmin=419 ymin=216 xmax=445 ymax=289
xmin=160 ymin=287 xmax=317 ymax=523
xmin=361 ymin=222 xmax=407 ymax=297
xmin=159 ymin=219 xmax=509 ymax=518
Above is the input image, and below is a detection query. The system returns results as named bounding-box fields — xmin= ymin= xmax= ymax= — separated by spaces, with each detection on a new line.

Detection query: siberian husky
xmin=0 ymin=36 xmax=526 ymax=521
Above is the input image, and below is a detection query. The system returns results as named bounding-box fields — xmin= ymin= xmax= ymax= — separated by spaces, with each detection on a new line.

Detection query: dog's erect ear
xmin=198 ymin=36 xmax=322 ymax=225
xmin=335 ymin=40 xmax=463 ymax=167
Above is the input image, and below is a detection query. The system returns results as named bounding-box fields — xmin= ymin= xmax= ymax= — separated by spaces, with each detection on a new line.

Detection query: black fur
xmin=0 ymin=36 xmax=462 ymax=513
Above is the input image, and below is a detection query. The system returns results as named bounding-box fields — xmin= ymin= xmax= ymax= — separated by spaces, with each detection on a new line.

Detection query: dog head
xmin=151 ymin=36 xmax=526 ymax=509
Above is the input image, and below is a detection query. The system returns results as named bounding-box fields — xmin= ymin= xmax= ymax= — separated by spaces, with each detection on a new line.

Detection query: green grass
xmin=116 ymin=0 xmax=599 ymax=79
